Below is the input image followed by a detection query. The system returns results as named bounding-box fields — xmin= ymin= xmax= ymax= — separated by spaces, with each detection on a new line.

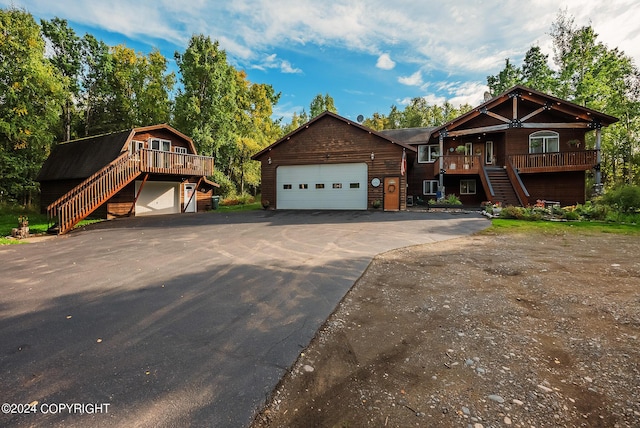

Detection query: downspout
xmin=595 ymin=127 xmax=602 ymax=194
xmin=438 ymin=131 xmax=445 ymax=201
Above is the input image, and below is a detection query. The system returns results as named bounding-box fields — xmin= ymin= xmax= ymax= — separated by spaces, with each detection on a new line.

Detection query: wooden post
xmin=128 ymin=173 xmax=149 ymax=216
xmin=438 ymin=132 xmax=445 ymax=200
xmin=595 ymin=127 xmax=602 ymax=193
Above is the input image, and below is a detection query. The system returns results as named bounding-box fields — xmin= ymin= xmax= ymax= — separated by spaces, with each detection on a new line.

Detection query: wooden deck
xmin=509 ymin=150 xmax=597 ymax=173
xmin=430 ymin=151 xmax=597 ymax=176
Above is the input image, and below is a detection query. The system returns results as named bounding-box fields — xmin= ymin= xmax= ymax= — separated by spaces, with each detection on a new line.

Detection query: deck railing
xmin=139 ymin=149 xmax=215 ymax=176
xmin=509 ymin=150 xmax=597 ymax=172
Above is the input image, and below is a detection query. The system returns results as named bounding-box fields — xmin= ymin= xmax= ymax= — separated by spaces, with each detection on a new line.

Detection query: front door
xmin=183 ymin=183 xmax=196 ymax=213
xmin=383 ymin=177 xmax=400 ymax=211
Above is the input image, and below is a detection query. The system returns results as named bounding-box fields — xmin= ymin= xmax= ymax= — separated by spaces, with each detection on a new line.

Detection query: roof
xmin=37 ymin=130 xmax=133 ymax=181
xmin=251 ymin=111 xmax=416 ymax=160
xmin=379 ymin=127 xmax=437 ymax=145
xmin=37 ymin=124 xmax=197 ymax=182
xmin=428 ymin=84 xmax=619 ymax=138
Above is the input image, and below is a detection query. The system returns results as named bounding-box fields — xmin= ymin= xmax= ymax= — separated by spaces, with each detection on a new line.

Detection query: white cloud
xmin=398 ymin=70 xmax=423 ymax=86
xmin=376 ymin=53 xmax=395 ymax=70
xmin=251 ymin=53 xmax=302 ymax=74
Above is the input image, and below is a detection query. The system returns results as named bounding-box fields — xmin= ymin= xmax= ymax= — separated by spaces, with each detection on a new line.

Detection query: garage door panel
xmin=135 ymin=181 xmax=180 ymax=216
xmin=276 ymin=163 xmax=367 ymax=210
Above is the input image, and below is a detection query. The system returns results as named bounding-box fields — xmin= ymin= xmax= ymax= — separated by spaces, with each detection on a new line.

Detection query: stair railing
xmin=47 ymin=152 xmax=141 ymax=234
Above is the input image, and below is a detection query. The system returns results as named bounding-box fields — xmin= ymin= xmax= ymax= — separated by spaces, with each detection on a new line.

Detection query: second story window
xmin=529 ymin=131 xmax=559 ymax=154
xmin=150 ymin=138 xmax=171 ymax=152
xmin=417 ymin=144 xmax=439 ymax=163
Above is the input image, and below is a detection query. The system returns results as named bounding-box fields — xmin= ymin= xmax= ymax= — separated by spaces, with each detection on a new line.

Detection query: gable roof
xmin=37 ymin=124 xmax=195 ymax=182
xmin=428 ymin=85 xmax=618 ymax=139
xmin=251 ymin=111 xmax=416 ymax=160
xmin=379 ymin=127 xmax=437 ymax=145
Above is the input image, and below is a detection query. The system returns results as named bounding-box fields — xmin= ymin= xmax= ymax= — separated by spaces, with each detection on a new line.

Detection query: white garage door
xmin=135 ymin=181 xmax=180 ymax=216
xmin=276 ymin=163 xmax=367 ymax=210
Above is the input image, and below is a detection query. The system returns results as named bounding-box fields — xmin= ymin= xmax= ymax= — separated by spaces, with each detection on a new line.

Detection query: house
xmin=37 ymin=124 xmax=217 ymax=234
xmin=381 ymin=85 xmax=619 ymax=207
xmin=251 ymin=111 xmax=415 ymax=211
xmin=253 ymin=86 xmax=618 ymax=212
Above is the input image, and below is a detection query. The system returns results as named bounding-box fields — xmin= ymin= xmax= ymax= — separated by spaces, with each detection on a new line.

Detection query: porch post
xmin=595 ymin=127 xmax=602 ymax=194
xmin=438 ymin=132 xmax=445 ymax=200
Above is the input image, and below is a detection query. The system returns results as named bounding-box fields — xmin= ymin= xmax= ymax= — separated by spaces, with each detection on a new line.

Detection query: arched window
xmin=529 ymin=131 xmax=559 ymax=154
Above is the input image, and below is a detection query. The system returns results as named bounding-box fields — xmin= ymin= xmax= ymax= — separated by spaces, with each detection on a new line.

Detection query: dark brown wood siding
xmin=521 ymin=171 xmax=587 ymax=206
xmin=257 ymin=115 xmax=408 ymax=210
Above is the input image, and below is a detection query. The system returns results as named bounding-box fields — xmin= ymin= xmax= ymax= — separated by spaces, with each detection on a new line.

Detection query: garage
xmin=135 ymin=181 xmax=180 ymax=216
xmin=276 ymin=163 xmax=367 ymax=210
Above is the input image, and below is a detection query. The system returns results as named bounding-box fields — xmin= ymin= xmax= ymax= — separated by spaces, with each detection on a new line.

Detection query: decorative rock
xmin=302 ymin=365 xmax=314 ymax=373
xmin=461 ymin=406 xmax=470 ymax=415
xmin=476 ymin=367 xmax=486 ymax=374
xmin=488 ymin=394 xmax=505 ymax=403
xmin=512 ymin=399 xmax=524 ymax=406
xmin=537 ymin=384 xmax=553 ymax=393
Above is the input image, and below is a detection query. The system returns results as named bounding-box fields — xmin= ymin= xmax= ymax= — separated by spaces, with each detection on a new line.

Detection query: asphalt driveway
xmin=0 ymin=210 xmax=488 ymax=427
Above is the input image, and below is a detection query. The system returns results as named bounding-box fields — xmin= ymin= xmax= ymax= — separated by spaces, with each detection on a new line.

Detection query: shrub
xmin=444 ymin=194 xmax=462 ymax=205
xmin=601 ymin=185 xmax=640 ymax=214
xmin=221 ymin=193 xmax=255 ymax=206
xmin=499 ymin=206 xmax=525 ymax=219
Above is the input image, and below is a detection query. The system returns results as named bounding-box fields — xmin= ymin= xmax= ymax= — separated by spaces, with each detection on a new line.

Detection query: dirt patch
xmin=252 ymin=230 xmax=640 ymax=428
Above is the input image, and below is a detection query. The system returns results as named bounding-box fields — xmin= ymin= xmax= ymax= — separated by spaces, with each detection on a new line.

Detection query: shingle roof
xmin=36 ymin=130 xmax=132 ymax=181
xmin=378 ymin=127 xmax=436 ymax=145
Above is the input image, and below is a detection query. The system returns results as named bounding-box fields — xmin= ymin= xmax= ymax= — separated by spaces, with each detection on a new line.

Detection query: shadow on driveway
xmin=0 ymin=210 xmax=489 ymax=427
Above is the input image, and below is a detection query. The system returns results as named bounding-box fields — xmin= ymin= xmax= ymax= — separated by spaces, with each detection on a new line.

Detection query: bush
xmin=444 ymin=194 xmax=462 ymax=205
xmin=221 ymin=193 xmax=255 ymax=206
xmin=601 ymin=185 xmax=640 ymax=213
xmin=499 ymin=206 xmax=525 ymax=219
xmin=212 ymin=170 xmax=237 ymax=199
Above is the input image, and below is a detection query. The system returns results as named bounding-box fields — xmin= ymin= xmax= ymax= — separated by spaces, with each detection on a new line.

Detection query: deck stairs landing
xmin=485 ymin=167 xmax=520 ymax=207
xmin=47 ymin=152 xmax=141 ymax=235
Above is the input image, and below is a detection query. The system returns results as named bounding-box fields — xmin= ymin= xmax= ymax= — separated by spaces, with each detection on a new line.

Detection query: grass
xmin=484 ymin=218 xmax=640 ymax=236
xmin=0 ymin=207 xmax=103 ymax=245
xmin=212 ymin=201 xmax=262 ymax=213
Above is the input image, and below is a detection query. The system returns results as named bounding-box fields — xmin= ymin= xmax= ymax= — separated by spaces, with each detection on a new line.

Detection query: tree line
xmin=1 ymin=7 xmax=638 ymax=206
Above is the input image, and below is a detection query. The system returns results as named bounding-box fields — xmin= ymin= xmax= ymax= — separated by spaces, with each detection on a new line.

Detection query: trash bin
xmin=212 ymin=196 xmax=220 ymax=210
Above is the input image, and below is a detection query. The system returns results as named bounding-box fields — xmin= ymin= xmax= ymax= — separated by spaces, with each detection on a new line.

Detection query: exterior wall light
xmin=268 ymin=157 xmax=272 ymax=165
xmin=370 ymin=152 xmax=375 ymax=160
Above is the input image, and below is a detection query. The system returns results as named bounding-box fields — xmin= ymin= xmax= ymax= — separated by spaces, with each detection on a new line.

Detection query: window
xmin=332 ymin=183 xmax=342 ymax=189
xmin=529 ymin=131 xmax=559 ymax=154
xmin=418 ymin=144 xmax=440 ymax=163
xmin=130 ymin=140 xmax=144 ymax=154
xmin=149 ymin=138 xmax=171 ymax=151
xmin=423 ymin=180 xmax=438 ymax=195
xmin=460 ymin=180 xmax=476 ymax=195
xmin=174 ymin=146 xmax=188 ymax=154
xmin=315 ymin=183 xmax=325 ymax=189
xmin=299 ymin=184 xmax=308 ymax=189
xmin=349 ymin=183 xmax=360 ymax=189
xmin=283 ymin=184 xmax=292 ymax=190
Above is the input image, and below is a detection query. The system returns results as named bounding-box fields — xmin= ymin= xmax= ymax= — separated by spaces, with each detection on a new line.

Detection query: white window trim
xmin=460 ymin=179 xmax=476 ymax=195
xmin=423 ymin=180 xmax=438 ymax=195
xmin=417 ymin=144 xmax=440 ymax=163
xmin=529 ymin=131 xmax=559 ymax=154
xmin=149 ymin=138 xmax=172 ymax=152
xmin=174 ymin=146 xmax=188 ymax=154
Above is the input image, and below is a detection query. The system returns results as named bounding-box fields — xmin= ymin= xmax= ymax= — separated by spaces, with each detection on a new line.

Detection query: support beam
xmin=481 ymin=108 xmax=511 ymax=123
xmin=128 ymin=173 xmax=149 ymax=216
xmin=438 ymin=132 xmax=444 ymax=200
xmin=520 ymin=122 xmax=591 ymax=129
xmin=595 ymin=128 xmax=602 ymax=193
xmin=182 ymin=177 xmax=203 ymax=213
xmin=447 ymin=124 xmax=510 ymax=137
xmin=520 ymin=105 xmax=548 ymax=123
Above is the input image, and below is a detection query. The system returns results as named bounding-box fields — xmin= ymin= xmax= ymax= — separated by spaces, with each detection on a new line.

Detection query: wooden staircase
xmin=485 ymin=167 xmax=521 ymax=206
xmin=47 ymin=152 xmax=141 ymax=235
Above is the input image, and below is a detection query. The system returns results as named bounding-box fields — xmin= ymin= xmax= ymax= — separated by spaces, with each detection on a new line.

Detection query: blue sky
xmin=4 ymin=0 xmax=640 ymax=123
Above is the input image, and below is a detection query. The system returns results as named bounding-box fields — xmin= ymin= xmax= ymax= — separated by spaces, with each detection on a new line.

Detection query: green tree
xmin=40 ymin=17 xmax=82 ymax=141
xmin=174 ymin=35 xmax=238 ymax=164
xmin=487 ymin=58 xmax=522 ymax=96
xmin=309 ymin=93 xmax=337 ymax=117
xmin=78 ymin=34 xmax=113 ymax=136
xmin=0 ymin=7 xmax=64 ymax=205
xmin=521 ymin=46 xmax=556 ymax=94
